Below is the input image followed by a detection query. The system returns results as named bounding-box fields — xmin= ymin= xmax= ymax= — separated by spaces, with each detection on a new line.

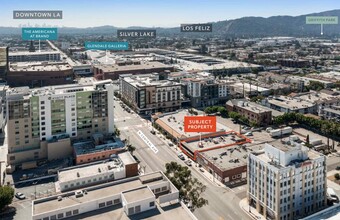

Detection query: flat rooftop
xmin=33 ymin=172 xmax=168 ymax=216
xmin=122 ymin=187 xmax=154 ymax=203
xmin=9 ymin=50 xmax=60 ymax=56
xmin=265 ymin=96 xmax=315 ymax=110
xmin=95 ymin=61 xmax=172 ymax=73
xmin=73 ymin=138 xmax=125 ymax=156
xmin=9 ymin=61 xmax=72 ymax=71
xmin=65 ymin=203 xmax=194 ymax=220
xmin=6 ymin=77 xmax=111 ymax=99
xmin=182 ymin=132 xmax=242 ymax=153
xmin=247 ymin=102 xmax=284 ymax=117
xmin=227 ymin=100 xmax=271 ymax=114
xmin=155 ymin=109 xmax=231 ymax=140
xmin=58 ymin=159 xmax=124 ymax=183
xmin=232 ymin=82 xmax=270 ymax=92
xmin=253 ymin=142 xmax=323 ymax=169
xmin=123 ymin=74 xmax=181 ymax=88
xmin=199 ymin=145 xmax=248 ymax=171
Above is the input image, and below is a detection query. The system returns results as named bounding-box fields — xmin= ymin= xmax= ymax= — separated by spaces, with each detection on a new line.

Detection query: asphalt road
xmin=114 ymin=100 xmax=251 ymax=220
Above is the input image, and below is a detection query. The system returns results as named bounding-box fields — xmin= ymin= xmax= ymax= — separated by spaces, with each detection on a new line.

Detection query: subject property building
xmin=120 ymin=73 xmax=182 ymax=114
xmin=6 ymin=78 xmax=114 ymax=170
xmin=248 ymin=143 xmax=327 ymax=220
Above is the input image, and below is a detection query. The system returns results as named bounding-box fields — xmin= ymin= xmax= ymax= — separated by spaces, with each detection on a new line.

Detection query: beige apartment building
xmin=120 ymin=73 xmax=182 ymax=114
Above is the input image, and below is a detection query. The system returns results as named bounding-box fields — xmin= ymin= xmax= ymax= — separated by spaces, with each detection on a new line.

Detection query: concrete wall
xmin=124 ymin=196 xmax=155 ymax=216
xmin=59 ymin=168 xmax=126 ymax=192
xmin=75 ymin=148 xmax=124 ymax=165
xmin=33 ymin=193 xmax=121 ymax=220
xmin=47 ymin=138 xmax=72 ymax=160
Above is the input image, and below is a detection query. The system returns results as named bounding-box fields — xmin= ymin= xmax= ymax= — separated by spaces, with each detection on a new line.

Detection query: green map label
xmin=306 ymin=16 xmax=338 ymax=24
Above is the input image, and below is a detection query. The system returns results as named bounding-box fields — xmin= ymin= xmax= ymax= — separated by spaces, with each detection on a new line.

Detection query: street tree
xmin=0 ymin=185 xmax=14 ymax=211
xmin=126 ymin=144 xmax=136 ymax=156
xmin=165 ymin=162 xmax=208 ymax=211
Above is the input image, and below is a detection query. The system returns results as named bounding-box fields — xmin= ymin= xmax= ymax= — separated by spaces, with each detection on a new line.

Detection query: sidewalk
xmin=239 ymin=198 xmax=266 ymax=220
xmin=152 ymin=124 xmax=228 ymax=189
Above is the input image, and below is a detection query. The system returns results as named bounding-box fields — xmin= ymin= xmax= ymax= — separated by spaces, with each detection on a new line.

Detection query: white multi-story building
xmin=248 ymin=143 xmax=327 ymax=220
xmin=6 ymin=78 xmax=115 ymax=169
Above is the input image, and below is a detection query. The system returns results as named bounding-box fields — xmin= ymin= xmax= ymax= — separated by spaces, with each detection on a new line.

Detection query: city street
xmin=114 ymin=100 xmax=251 ymax=220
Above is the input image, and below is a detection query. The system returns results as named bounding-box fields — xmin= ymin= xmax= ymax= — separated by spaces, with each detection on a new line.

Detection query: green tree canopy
xmin=165 ymin=162 xmax=208 ymax=211
xmin=0 ymin=185 xmax=14 ymax=211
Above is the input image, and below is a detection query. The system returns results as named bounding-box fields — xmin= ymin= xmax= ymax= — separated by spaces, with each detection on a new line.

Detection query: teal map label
xmin=306 ymin=16 xmax=338 ymax=24
xmin=85 ymin=42 xmax=129 ymax=50
xmin=22 ymin=28 xmax=58 ymax=40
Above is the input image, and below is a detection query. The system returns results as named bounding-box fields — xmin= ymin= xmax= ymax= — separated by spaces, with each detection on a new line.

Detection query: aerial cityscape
xmin=0 ymin=1 xmax=340 ymax=220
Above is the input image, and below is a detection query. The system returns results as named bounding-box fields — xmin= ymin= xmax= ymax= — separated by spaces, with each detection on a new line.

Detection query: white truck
xmin=270 ymin=126 xmax=293 ymax=138
xmin=309 ymin=138 xmax=323 ymax=146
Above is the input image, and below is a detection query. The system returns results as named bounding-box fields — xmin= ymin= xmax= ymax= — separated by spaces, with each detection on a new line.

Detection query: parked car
xmin=15 ymin=192 xmax=25 ymax=200
xmin=185 ymin=160 xmax=192 ymax=166
xmin=336 ymin=166 xmax=340 ymax=171
xmin=178 ymin=154 xmax=185 ymax=160
xmin=245 ymin=132 xmax=253 ymax=136
xmin=168 ymin=142 xmax=174 ymax=147
xmin=150 ymin=130 xmax=156 ymax=135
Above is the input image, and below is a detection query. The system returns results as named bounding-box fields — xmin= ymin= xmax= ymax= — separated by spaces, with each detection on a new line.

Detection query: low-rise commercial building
xmin=196 ymin=144 xmax=249 ymax=186
xmin=278 ymin=59 xmax=310 ymax=68
xmin=152 ymin=109 xmax=230 ymax=143
xmin=57 ymin=152 xmax=138 ymax=192
xmin=231 ymin=82 xmax=271 ymax=97
xmin=320 ymin=105 xmax=340 ymax=122
xmin=8 ymin=61 xmax=74 ymax=87
xmin=248 ymin=143 xmax=327 ymax=220
xmin=226 ymin=99 xmax=272 ymax=126
xmin=261 ymin=96 xmax=316 ymax=114
xmin=120 ymin=74 xmax=181 ymax=114
xmin=73 ymin=134 xmax=125 ymax=165
xmin=8 ymin=51 xmax=61 ymax=62
xmin=179 ymin=131 xmax=251 ymax=161
xmin=94 ymin=61 xmax=174 ymax=80
xmin=32 ymin=171 xmax=189 ymax=220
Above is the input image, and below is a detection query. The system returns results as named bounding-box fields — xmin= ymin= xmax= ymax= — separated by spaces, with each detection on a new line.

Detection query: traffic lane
xmin=195 ymin=189 xmax=250 ymax=220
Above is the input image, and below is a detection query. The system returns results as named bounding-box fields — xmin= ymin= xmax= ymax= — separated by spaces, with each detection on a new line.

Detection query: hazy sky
xmin=1 ymin=0 xmax=339 ymax=27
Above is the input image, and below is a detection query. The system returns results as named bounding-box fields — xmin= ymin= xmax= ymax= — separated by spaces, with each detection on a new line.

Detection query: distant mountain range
xmin=1 ymin=9 xmax=340 ymax=37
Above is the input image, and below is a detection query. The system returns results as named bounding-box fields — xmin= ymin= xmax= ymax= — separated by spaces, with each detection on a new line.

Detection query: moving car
xmin=15 ymin=192 xmax=26 ymax=200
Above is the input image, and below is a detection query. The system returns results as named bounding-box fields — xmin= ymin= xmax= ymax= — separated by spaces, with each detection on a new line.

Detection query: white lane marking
xmin=137 ymin=130 xmax=159 ymax=154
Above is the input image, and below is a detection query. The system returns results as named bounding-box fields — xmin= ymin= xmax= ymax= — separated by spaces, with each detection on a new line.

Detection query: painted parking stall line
xmin=137 ymin=130 xmax=159 ymax=154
